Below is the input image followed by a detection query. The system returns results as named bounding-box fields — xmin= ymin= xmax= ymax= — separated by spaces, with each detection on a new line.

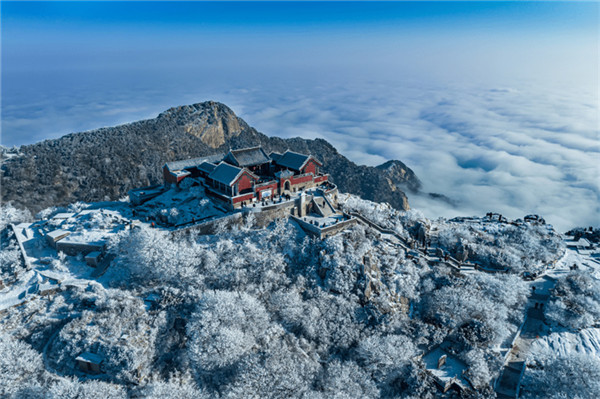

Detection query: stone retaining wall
xmin=290 ymin=215 xmax=357 ymax=239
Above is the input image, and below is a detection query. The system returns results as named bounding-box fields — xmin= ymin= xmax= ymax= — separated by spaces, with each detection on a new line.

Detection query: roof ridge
xmin=231 ymin=145 xmax=262 ymax=152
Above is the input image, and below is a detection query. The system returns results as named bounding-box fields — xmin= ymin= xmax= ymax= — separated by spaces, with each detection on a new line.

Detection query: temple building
xmin=162 ymin=146 xmax=330 ymax=209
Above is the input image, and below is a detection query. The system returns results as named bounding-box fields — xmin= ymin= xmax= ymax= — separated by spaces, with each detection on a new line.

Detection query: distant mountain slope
xmin=1 ymin=101 xmax=419 ymax=213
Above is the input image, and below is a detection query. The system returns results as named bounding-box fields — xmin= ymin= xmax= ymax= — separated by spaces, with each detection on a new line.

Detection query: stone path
xmin=494 ymin=276 xmax=558 ymax=398
xmin=352 ymin=212 xmax=501 ymax=276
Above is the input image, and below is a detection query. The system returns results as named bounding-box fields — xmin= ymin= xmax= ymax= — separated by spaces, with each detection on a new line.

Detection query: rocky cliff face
xmin=376 ymin=160 xmax=422 ymax=193
xmin=159 ymin=102 xmax=244 ymax=148
xmin=1 ymin=101 xmax=419 ymax=213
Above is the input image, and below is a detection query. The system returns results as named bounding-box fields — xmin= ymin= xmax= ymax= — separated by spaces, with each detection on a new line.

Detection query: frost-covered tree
xmin=354 ymin=333 xmax=417 ymax=394
xmin=521 ymin=348 xmax=600 ymax=399
xmin=187 ymin=290 xmax=282 ymax=373
xmin=546 ymin=270 xmax=600 ymax=330
xmin=0 ymin=334 xmax=45 ymax=397
xmin=46 ymin=378 xmax=126 ymax=399
xmin=49 ymin=288 xmax=166 ymax=384
xmin=435 ymin=219 xmax=563 ymax=273
xmin=339 ymin=194 xmax=408 ymax=238
xmin=0 ymin=231 xmax=22 ymax=284
xmin=314 ymin=360 xmax=380 ymax=399
xmin=0 ymin=195 xmax=581 ymax=397
xmin=420 ymin=272 xmax=528 ymax=348
xmin=0 ymin=203 xmax=32 ymax=231
xmin=221 ymin=337 xmax=320 ymax=399
xmin=136 ymin=374 xmax=209 ymax=399
xmin=462 ymin=348 xmax=498 ymax=390
xmin=109 ymin=225 xmax=201 ymax=287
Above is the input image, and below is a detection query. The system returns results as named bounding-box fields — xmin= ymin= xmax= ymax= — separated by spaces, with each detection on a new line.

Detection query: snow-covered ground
xmin=302 ymin=213 xmax=345 ymax=228
xmin=1 ymin=203 xmax=134 ymax=312
xmin=529 ymin=244 xmax=600 ymax=360
xmin=552 ymin=244 xmax=600 ymax=280
xmin=0 ymin=195 xmax=597 ymax=397
xmin=529 ymin=328 xmax=600 ymax=359
xmin=495 ymin=242 xmax=600 ymax=397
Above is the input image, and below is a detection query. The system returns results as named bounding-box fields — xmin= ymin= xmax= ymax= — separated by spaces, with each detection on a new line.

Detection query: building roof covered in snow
xmin=52 ymin=212 xmax=76 ymax=220
xmin=208 ymin=162 xmax=257 ymax=186
xmin=76 ymin=352 xmax=103 ymax=365
xmin=85 ymin=251 xmax=102 ymax=260
xmin=566 ymin=238 xmax=592 ymax=248
xmin=46 ymin=229 xmax=71 ymax=241
xmin=164 ymin=153 xmax=224 ymax=172
xmin=224 ymin=146 xmax=271 ymax=167
xmin=276 ymin=150 xmax=322 ymax=172
xmin=422 ymin=347 xmax=470 ymax=391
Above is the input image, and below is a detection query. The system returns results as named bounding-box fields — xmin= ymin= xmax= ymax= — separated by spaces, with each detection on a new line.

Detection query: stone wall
xmin=251 ymin=202 xmax=296 ymax=228
xmin=172 ymin=212 xmax=243 ymax=236
xmin=290 ymin=215 xmax=357 ymax=239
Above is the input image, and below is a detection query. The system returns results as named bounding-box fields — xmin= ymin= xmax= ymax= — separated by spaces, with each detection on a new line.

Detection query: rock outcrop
xmin=159 ymin=102 xmax=244 ymax=148
xmin=376 ymin=160 xmax=422 ymax=193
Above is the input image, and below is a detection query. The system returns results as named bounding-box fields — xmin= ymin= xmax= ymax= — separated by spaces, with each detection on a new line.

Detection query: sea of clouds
xmin=2 ymin=67 xmax=598 ymax=232
xmin=235 ymin=78 xmax=599 ymax=232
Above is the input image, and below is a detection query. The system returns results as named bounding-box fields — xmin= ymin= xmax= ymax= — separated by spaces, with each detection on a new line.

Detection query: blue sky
xmin=1 ymin=1 xmax=598 ymax=230
xmin=3 ymin=1 xmax=596 ymax=74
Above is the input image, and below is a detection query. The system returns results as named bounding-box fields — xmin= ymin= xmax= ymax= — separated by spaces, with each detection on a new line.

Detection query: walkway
xmin=494 ymin=275 xmax=558 ymax=398
xmin=349 ymin=211 xmax=499 ymax=276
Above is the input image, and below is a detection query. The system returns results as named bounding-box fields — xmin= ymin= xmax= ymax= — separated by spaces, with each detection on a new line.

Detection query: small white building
xmin=84 ymin=251 xmax=103 ymax=267
xmin=45 ymin=229 xmax=71 ymax=248
xmin=566 ymin=237 xmax=592 ymax=251
xmin=52 ymin=212 xmax=76 ymax=220
xmin=422 ymin=347 xmax=471 ymax=393
xmin=129 ymin=184 xmax=166 ymax=206
xmin=76 ymin=352 xmax=103 ymax=374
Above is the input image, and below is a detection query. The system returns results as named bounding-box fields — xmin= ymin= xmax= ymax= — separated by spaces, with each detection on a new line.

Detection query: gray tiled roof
xmin=226 ymin=147 xmax=271 ymax=167
xmin=208 ymin=162 xmax=245 ymax=186
xmin=164 ymin=153 xmax=224 ymax=172
xmin=276 ymin=150 xmax=311 ymax=171
xmin=269 ymin=152 xmax=282 ymax=162
xmin=198 ymin=161 xmax=217 ymax=174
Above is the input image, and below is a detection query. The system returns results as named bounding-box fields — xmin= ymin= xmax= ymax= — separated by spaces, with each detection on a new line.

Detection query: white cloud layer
xmin=1 ymin=68 xmax=598 ymax=232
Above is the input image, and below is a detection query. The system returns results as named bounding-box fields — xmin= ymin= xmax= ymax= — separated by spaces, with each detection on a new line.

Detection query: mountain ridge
xmin=1 ymin=101 xmax=419 ymax=213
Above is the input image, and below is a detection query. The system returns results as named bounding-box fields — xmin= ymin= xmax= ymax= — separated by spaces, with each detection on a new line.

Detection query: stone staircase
xmin=312 ymin=196 xmax=336 ymax=217
xmin=495 ymin=361 xmax=525 ymax=398
xmin=459 ymin=264 xmax=477 ymax=274
xmin=350 ymin=211 xmax=504 ymax=277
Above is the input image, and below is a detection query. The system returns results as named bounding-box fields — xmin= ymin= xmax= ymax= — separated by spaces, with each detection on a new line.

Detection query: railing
xmin=314 ymin=174 xmax=329 ymax=183
xmin=10 ymin=224 xmax=32 ymax=270
xmin=323 ymin=182 xmax=338 ymax=194
xmin=290 ymin=215 xmax=357 ymax=238
xmin=473 ymin=263 xmax=509 ymax=273
xmin=321 ymin=194 xmax=338 ymax=215
xmin=346 ymin=211 xmax=411 ymax=252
